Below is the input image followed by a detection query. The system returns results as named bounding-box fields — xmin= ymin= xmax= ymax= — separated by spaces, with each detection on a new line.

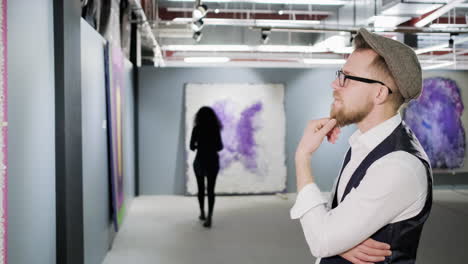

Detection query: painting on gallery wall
xmin=0 ymin=0 xmax=6 ymax=262
xmin=404 ymin=75 xmax=466 ymax=170
xmin=185 ymin=83 xmax=287 ymax=194
xmin=104 ymin=42 xmax=125 ymax=231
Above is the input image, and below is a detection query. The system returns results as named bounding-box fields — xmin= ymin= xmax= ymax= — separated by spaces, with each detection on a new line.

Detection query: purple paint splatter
xmin=211 ymin=100 xmax=263 ymax=173
xmin=404 ymin=77 xmax=465 ymax=169
xmin=237 ymin=102 xmax=263 ymax=171
xmin=212 ymin=100 xmax=238 ymax=170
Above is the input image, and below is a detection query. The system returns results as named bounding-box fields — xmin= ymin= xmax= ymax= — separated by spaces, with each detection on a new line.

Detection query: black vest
xmin=320 ymin=122 xmax=433 ymax=264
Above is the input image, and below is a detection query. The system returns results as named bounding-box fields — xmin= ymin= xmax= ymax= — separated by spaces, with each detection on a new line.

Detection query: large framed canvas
xmin=404 ymin=71 xmax=468 ymax=172
xmin=104 ymin=43 xmax=125 ymax=231
xmin=185 ymin=83 xmax=286 ymax=194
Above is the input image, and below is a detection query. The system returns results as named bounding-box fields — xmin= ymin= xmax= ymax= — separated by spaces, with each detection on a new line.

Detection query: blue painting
xmin=404 ymin=77 xmax=465 ymax=169
xmin=185 ymin=83 xmax=286 ymax=194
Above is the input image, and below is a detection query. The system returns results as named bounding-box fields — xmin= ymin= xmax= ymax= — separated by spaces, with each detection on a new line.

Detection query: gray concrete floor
xmin=103 ymin=189 xmax=468 ymax=264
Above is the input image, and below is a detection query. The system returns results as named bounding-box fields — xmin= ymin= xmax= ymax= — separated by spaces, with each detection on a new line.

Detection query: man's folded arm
xmin=290 ymin=152 xmax=427 ymax=258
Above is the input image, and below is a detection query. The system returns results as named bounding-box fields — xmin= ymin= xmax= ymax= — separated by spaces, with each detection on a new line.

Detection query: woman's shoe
xmin=199 ymin=213 xmax=206 ymax=221
xmin=203 ymin=219 xmax=212 ymax=228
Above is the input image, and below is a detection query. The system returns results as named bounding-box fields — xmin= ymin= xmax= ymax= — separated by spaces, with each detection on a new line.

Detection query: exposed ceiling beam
xmin=414 ymin=0 xmax=466 ymax=27
xmin=129 ymin=0 xmax=164 ymax=66
xmin=169 ymin=17 xmax=321 ymax=27
xmin=252 ymin=25 xmax=468 ymax=34
xmin=158 ymin=8 xmax=328 ymax=21
xmin=165 ymin=7 xmax=333 ymax=16
xmin=165 ymin=0 xmax=347 ymax=5
xmin=415 ymin=35 xmax=468 ymax=54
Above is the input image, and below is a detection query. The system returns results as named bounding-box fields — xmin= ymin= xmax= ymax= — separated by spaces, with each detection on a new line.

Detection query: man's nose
xmin=331 ymin=78 xmax=341 ymax=91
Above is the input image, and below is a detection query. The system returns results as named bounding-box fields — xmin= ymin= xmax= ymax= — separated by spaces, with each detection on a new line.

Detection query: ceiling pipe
xmin=250 ymin=25 xmax=468 ymax=34
xmin=129 ymin=0 xmax=164 ymax=66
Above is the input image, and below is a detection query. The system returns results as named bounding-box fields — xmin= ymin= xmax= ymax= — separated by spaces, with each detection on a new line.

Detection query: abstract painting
xmin=0 ymin=0 xmax=6 ymax=262
xmin=404 ymin=77 xmax=465 ymax=169
xmin=185 ymin=83 xmax=286 ymax=194
xmin=104 ymin=43 xmax=125 ymax=231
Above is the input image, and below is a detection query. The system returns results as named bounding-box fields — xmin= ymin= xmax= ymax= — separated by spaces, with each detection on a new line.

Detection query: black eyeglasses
xmin=336 ymin=70 xmax=392 ymax=94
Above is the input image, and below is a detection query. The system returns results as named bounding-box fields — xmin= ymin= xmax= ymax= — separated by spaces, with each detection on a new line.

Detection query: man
xmin=291 ymin=28 xmax=432 ymax=264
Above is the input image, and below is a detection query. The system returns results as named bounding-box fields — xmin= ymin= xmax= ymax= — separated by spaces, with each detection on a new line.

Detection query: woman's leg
xmin=194 ymin=163 xmax=206 ymax=220
xmin=204 ymin=168 xmax=218 ymax=227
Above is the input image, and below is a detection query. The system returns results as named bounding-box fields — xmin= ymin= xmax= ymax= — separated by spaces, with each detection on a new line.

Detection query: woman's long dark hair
xmin=194 ymin=106 xmax=223 ymax=133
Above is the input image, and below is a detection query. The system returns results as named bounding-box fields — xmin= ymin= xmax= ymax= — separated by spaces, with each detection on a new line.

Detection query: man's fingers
xmin=356 ymin=251 xmax=385 ymax=263
xmin=318 ymin=119 xmax=337 ymax=136
xmin=353 ymin=256 xmax=374 ymax=264
xmin=359 ymin=244 xmax=392 ymax=257
xmin=363 ymin=238 xmax=391 ymax=250
xmin=345 ymin=255 xmax=373 ymax=264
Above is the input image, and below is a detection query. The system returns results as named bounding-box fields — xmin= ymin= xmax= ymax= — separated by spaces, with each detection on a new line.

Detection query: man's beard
xmin=330 ymin=97 xmax=373 ymax=127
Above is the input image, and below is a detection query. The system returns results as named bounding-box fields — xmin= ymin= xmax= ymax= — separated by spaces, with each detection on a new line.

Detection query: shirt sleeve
xmin=290 ymin=183 xmax=328 ymax=219
xmin=291 ymin=151 xmax=427 ymax=258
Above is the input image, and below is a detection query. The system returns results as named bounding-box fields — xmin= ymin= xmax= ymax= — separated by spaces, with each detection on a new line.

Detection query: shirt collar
xmin=348 ymin=113 xmax=402 ymax=152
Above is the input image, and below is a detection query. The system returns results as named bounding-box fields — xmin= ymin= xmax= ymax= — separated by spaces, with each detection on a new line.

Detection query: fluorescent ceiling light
xmin=332 ymin=47 xmax=354 ymax=54
xmin=313 ymin=35 xmax=354 ymax=53
xmin=415 ymin=43 xmax=449 ymax=54
xmin=303 ymin=58 xmax=346 ymax=65
xmin=422 ymin=61 xmax=454 ymax=70
xmin=167 ymin=0 xmax=347 ymax=5
xmin=368 ymin=16 xmax=412 ymax=28
xmin=256 ymin=45 xmax=327 ymax=53
xmin=414 ymin=0 xmax=465 ymax=27
xmin=163 ymin=45 xmax=329 ymax=53
xmin=164 ymin=45 xmax=251 ymax=52
xmin=430 ymin=24 xmax=468 ymax=28
xmin=184 ymin=57 xmax=231 ymax=63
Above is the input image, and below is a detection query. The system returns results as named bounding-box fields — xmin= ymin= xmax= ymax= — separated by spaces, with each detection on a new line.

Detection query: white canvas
xmin=185 ymin=83 xmax=286 ymax=194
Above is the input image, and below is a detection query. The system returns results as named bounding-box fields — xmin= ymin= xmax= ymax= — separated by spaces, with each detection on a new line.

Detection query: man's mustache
xmin=333 ymin=92 xmax=342 ymax=101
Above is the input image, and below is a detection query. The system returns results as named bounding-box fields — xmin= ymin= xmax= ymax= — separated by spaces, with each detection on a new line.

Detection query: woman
xmin=190 ymin=106 xmax=223 ymax=228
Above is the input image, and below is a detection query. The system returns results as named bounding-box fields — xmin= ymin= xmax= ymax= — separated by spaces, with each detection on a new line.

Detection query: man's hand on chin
xmin=295 ymin=118 xmax=340 ymax=191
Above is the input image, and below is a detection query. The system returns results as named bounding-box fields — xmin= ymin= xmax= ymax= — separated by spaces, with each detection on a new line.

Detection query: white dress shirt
xmin=290 ymin=114 xmax=429 ymax=263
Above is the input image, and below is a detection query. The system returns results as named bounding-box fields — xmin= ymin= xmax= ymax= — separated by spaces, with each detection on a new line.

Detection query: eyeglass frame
xmin=336 ymin=70 xmax=393 ymax=94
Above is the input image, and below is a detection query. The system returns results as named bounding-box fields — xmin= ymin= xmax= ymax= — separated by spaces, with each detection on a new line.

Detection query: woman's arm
xmin=190 ymin=126 xmax=198 ymax=151
xmin=216 ymin=130 xmax=223 ymax=151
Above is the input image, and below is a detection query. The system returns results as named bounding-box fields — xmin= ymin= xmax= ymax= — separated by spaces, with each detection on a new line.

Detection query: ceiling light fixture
xmin=193 ymin=4 xmax=208 ymax=20
xmin=303 ymin=58 xmax=346 ymax=65
xmin=193 ymin=31 xmax=203 ymax=42
xmin=192 ymin=19 xmax=204 ymax=31
xmin=261 ymin=28 xmax=271 ymax=44
xmin=162 ymin=44 xmax=330 ymax=53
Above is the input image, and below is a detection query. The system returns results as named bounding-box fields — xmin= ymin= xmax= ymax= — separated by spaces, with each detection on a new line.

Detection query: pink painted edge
xmin=3 ymin=0 xmax=7 ymax=263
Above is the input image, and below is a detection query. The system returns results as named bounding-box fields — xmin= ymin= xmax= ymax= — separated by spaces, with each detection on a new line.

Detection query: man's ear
xmin=374 ymin=84 xmax=390 ymax=105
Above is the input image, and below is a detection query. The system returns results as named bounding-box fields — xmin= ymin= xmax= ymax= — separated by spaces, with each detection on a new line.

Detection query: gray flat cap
xmin=356 ymin=28 xmax=422 ymax=102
